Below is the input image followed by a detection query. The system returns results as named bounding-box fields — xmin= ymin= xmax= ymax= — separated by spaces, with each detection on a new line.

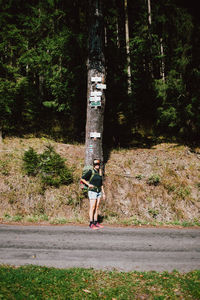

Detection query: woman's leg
xmin=89 ymin=199 xmax=97 ymax=222
xmin=93 ymin=196 xmax=104 ymax=228
xmin=94 ymin=196 xmax=101 ymax=222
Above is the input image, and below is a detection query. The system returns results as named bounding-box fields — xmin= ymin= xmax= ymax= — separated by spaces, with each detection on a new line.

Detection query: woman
xmin=81 ymin=159 xmax=106 ymax=229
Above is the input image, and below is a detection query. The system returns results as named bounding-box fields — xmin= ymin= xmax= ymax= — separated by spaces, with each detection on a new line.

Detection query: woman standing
xmin=81 ymin=159 xmax=106 ymax=229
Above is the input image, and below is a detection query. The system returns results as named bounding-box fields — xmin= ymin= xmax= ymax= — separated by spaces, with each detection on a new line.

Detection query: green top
xmin=82 ymin=169 xmax=102 ymax=192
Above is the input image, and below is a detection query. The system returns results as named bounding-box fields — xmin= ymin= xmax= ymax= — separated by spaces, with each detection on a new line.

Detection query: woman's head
xmin=93 ymin=159 xmax=100 ymax=168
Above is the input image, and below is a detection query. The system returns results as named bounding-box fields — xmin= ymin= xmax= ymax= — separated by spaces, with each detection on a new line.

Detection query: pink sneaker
xmin=95 ymin=222 xmax=104 ymax=228
xmin=89 ymin=223 xmax=99 ymax=230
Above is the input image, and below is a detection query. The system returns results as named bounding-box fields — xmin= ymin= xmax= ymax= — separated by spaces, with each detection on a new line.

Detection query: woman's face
xmin=94 ymin=163 xmax=100 ymax=170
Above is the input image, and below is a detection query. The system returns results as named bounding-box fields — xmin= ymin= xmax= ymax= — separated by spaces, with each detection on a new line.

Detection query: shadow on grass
xmin=103 ymin=132 xmax=200 ymax=168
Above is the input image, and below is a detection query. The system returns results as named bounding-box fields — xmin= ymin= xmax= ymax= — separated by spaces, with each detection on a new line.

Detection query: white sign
xmin=91 ymin=77 xmax=102 ymax=82
xmin=96 ymin=84 xmax=107 ymax=89
xmin=91 ymin=91 xmax=102 ymax=97
xmin=90 ymin=132 xmax=101 ymax=138
xmin=89 ymin=96 xmax=101 ymax=102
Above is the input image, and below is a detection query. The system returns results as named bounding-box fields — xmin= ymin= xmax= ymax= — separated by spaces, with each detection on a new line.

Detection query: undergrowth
xmin=0 ymin=137 xmax=200 ymax=225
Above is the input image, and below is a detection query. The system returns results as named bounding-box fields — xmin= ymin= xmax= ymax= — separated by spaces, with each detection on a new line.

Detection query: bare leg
xmin=89 ymin=199 xmax=97 ymax=222
xmin=94 ymin=197 xmax=101 ymax=222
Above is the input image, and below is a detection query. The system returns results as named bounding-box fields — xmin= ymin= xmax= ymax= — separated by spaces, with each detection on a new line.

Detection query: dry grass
xmin=0 ymin=137 xmax=200 ymax=226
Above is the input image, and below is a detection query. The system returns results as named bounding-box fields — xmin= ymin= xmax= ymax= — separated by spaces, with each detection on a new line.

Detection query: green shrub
xmin=23 ymin=145 xmax=73 ymax=187
xmin=22 ymin=147 xmax=39 ymax=175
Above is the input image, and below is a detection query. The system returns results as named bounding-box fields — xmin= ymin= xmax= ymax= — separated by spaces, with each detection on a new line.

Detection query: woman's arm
xmin=101 ymin=186 xmax=106 ymax=199
xmin=81 ymin=178 xmax=94 ymax=189
xmin=81 ymin=170 xmax=94 ymax=189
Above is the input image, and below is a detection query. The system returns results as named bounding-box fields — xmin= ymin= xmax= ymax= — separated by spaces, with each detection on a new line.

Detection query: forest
xmin=1 ymin=0 xmax=200 ymax=147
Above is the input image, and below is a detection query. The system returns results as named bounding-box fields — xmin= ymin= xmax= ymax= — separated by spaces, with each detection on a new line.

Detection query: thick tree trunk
xmin=85 ymin=0 xmax=106 ymax=168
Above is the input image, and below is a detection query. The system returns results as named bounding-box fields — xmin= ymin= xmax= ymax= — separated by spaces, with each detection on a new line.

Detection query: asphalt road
xmin=0 ymin=224 xmax=199 ymax=272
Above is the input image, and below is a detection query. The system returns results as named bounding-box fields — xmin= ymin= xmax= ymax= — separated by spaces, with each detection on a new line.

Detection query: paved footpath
xmin=0 ymin=224 xmax=199 ymax=272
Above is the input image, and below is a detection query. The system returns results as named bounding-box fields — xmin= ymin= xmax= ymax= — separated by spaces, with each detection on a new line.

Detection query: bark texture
xmin=85 ymin=0 xmax=106 ymax=168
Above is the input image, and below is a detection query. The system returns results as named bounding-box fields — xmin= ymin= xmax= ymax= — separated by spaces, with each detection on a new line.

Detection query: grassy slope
xmin=0 ymin=137 xmax=200 ymax=226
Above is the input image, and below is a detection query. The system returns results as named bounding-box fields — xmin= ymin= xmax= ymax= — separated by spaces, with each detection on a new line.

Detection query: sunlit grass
xmin=0 ymin=266 xmax=199 ymax=299
xmin=1 ymin=213 xmax=200 ymax=227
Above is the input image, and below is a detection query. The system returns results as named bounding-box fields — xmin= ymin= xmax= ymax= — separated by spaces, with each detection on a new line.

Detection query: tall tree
xmin=146 ymin=0 xmax=154 ymax=78
xmin=84 ymin=0 xmax=106 ymax=167
xmin=124 ymin=0 xmax=132 ymax=94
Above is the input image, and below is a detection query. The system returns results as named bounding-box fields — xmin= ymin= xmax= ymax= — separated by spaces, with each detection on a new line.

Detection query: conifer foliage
xmin=23 ymin=146 xmax=73 ymax=187
xmin=1 ymin=0 xmax=200 ymax=144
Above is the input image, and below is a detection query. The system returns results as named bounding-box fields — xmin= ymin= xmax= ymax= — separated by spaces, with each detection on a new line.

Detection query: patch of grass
xmin=3 ymin=214 xmax=23 ymax=222
xmin=67 ymin=195 xmax=81 ymax=207
xmin=3 ymin=213 xmax=12 ymax=221
xmin=25 ymin=214 xmax=49 ymax=223
xmin=164 ymin=183 xmax=176 ymax=193
xmin=12 ymin=215 xmax=23 ymax=222
xmin=50 ymin=217 xmax=68 ymax=224
xmin=165 ymin=220 xmax=200 ymax=227
xmin=196 ymin=182 xmax=200 ymax=190
xmin=3 ymin=214 xmax=49 ymax=223
xmin=147 ymin=174 xmax=161 ymax=186
xmin=2 ymin=213 xmax=200 ymax=228
xmin=181 ymin=220 xmax=200 ymax=227
xmin=148 ymin=209 xmax=159 ymax=219
xmin=135 ymin=174 xmax=143 ymax=180
xmin=121 ymin=217 xmax=149 ymax=226
xmin=0 ymin=266 xmax=199 ymax=299
xmin=176 ymin=186 xmax=191 ymax=199
xmin=0 ymin=159 xmax=10 ymax=175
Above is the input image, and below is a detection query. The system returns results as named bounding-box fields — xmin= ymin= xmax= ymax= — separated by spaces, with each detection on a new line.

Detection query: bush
xmin=23 ymin=145 xmax=73 ymax=187
xmin=23 ymin=147 xmax=39 ymax=175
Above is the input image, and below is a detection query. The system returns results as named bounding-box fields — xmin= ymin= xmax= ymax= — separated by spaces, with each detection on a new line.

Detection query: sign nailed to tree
xmin=91 ymin=76 xmax=102 ymax=82
xmin=90 ymin=132 xmax=101 ymax=138
xmin=90 ymin=101 xmax=101 ymax=107
xmin=91 ymin=91 xmax=102 ymax=97
xmin=89 ymin=96 xmax=101 ymax=102
xmin=96 ymin=84 xmax=106 ymax=89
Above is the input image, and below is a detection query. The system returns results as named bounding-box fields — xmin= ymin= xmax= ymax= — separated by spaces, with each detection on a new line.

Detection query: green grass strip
xmin=0 ymin=266 xmax=199 ymax=299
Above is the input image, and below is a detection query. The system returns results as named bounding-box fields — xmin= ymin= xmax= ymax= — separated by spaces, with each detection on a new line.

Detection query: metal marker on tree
xmin=85 ymin=0 xmax=106 ymax=170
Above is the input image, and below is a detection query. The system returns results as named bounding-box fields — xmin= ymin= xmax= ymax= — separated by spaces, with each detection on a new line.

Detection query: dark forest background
xmin=0 ymin=0 xmax=200 ymax=147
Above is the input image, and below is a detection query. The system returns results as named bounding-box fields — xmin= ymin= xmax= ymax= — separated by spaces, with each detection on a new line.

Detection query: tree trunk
xmin=147 ymin=0 xmax=154 ymax=78
xmin=124 ymin=0 xmax=132 ymax=94
xmin=0 ymin=123 xmax=3 ymax=145
xmin=160 ymin=37 xmax=165 ymax=82
xmin=85 ymin=0 xmax=106 ymax=169
xmin=147 ymin=0 xmax=152 ymax=25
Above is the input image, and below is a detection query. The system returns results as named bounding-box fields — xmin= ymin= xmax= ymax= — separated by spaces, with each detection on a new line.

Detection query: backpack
xmin=80 ymin=165 xmax=95 ymax=190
